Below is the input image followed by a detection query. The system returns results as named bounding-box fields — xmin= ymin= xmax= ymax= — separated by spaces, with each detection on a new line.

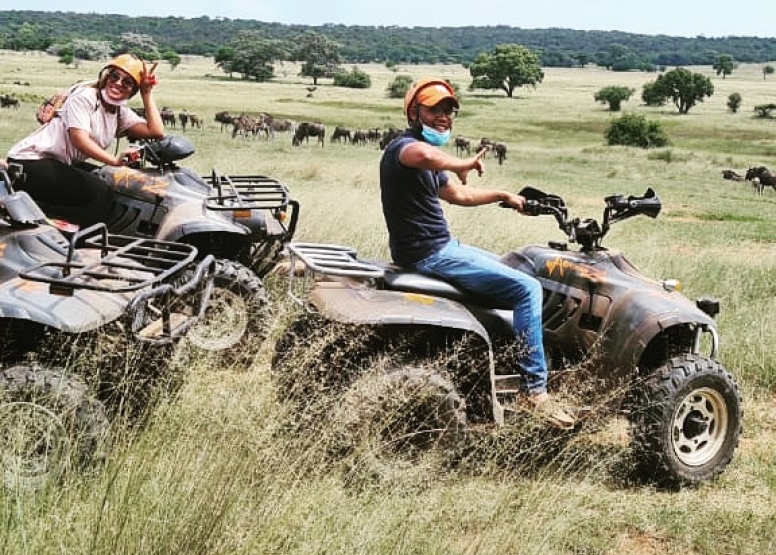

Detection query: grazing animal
xmin=351 ymin=129 xmax=368 ymax=146
xmin=161 ymin=107 xmax=176 ymax=127
xmin=722 ymin=169 xmax=744 ymax=182
xmin=331 ymin=126 xmax=352 ymax=144
xmin=0 ymin=94 xmax=20 ymax=109
xmin=188 ymin=113 xmax=202 ymax=129
xmin=367 ymin=128 xmax=382 ymax=143
xmin=178 ymin=110 xmax=190 ymax=130
xmin=292 ymin=122 xmax=326 ymax=147
xmin=493 ymin=142 xmax=507 ymax=165
xmin=215 ymin=111 xmax=236 ymax=132
xmin=745 ymin=166 xmax=776 ymax=194
xmin=454 ymin=136 xmax=471 ymax=155
xmin=231 ymin=115 xmax=258 ymax=139
xmin=477 ymin=137 xmax=495 ymax=154
xmin=271 ymin=118 xmax=295 ymax=134
xmin=379 ymin=126 xmax=402 ymax=150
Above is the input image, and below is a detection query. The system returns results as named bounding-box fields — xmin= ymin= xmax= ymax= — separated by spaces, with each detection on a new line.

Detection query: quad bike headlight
xmin=662 ymin=278 xmax=681 ymax=292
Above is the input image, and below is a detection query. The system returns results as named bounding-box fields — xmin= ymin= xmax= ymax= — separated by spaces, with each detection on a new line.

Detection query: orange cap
xmin=416 ymin=82 xmax=458 ymax=108
xmin=404 ymin=78 xmax=459 ymax=121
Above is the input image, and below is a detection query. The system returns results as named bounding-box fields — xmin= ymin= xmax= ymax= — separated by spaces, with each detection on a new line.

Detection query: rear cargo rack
xmin=287 ymin=242 xmax=384 ymax=279
xmin=20 ymin=223 xmax=198 ymax=295
xmin=204 ymin=171 xmax=291 ymax=211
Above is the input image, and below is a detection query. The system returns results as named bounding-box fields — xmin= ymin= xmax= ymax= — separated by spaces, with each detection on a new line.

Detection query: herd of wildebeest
xmin=1 ymin=93 xmax=510 ymax=160
xmin=4 ymin=94 xmax=774 ymax=182
xmin=210 ymin=109 xmax=509 ymax=162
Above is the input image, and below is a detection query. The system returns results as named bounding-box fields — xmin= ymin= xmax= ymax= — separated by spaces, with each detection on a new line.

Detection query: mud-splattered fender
xmin=154 ymin=202 xmax=249 ymax=243
xmin=308 ymin=282 xmax=514 ymax=423
xmin=600 ymin=287 xmax=718 ymax=375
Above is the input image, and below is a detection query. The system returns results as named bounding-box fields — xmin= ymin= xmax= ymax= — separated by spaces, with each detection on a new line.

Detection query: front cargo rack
xmin=204 ymin=170 xmax=291 ymax=212
xmin=20 ymin=223 xmax=198 ymax=295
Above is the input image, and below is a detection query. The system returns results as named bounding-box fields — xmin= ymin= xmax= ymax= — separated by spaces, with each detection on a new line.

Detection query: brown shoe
xmin=521 ymin=392 xmax=576 ymax=430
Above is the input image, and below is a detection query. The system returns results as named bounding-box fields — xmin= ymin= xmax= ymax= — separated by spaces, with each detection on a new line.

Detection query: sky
xmin=11 ymin=1 xmax=775 ymax=39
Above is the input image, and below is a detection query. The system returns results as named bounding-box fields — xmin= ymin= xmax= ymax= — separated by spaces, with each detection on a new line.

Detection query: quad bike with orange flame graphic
xmin=26 ymin=135 xmax=300 ymax=358
xmin=271 ymin=187 xmax=741 ymax=488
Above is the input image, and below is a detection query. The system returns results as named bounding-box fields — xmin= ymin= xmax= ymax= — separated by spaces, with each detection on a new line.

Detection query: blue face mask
xmin=421 ymin=124 xmax=450 ymax=146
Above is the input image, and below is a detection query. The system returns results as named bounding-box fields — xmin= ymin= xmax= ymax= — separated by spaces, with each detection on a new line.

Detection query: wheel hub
xmin=671 ymin=387 xmax=728 ymax=467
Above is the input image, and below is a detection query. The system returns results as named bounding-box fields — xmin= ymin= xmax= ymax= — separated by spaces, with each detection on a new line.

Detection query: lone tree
xmin=594 ymin=86 xmax=635 ymax=111
xmin=295 ymin=31 xmax=342 ymax=86
xmin=214 ymin=31 xmax=286 ymax=82
xmin=469 ymin=44 xmax=543 ymax=98
xmin=646 ymin=68 xmax=714 ymax=114
xmin=713 ymin=55 xmax=734 ymax=79
xmin=764 ymin=65 xmax=774 ymax=81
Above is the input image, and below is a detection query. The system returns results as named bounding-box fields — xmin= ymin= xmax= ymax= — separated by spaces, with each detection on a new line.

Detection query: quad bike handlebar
xmin=123 ymin=135 xmax=196 ymax=170
xmin=507 ymin=186 xmax=662 ymax=251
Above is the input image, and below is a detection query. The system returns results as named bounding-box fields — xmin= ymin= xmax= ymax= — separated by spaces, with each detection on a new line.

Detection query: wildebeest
xmin=477 ymin=137 xmax=494 ymax=153
xmin=270 ymin=118 xmax=296 ymax=134
xmin=215 ymin=111 xmax=236 ymax=132
xmin=454 ymin=135 xmax=471 ymax=155
xmin=0 ymin=94 xmax=20 ymax=109
xmin=179 ymin=110 xmax=190 ymax=130
xmin=331 ymin=126 xmax=352 ymax=144
xmin=379 ymin=126 xmax=402 ymax=150
xmin=493 ymin=142 xmax=507 ymax=165
xmin=161 ymin=107 xmax=176 ymax=127
xmin=231 ymin=114 xmax=260 ymax=139
xmin=292 ymin=122 xmax=326 ymax=147
xmin=188 ymin=113 xmax=202 ymax=129
xmin=477 ymin=138 xmax=506 ymax=164
xmin=745 ymin=166 xmax=776 ymax=194
xmin=366 ymin=128 xmax=382 ymax=143
xmin=722 ymin=169 xmax=744 ymax=182
xmin=351 ymin=129 xmax=368 ymax=146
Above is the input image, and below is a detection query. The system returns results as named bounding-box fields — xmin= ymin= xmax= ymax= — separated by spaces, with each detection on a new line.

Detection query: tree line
xmin=2 ymin=10 xmax=776 ymax=69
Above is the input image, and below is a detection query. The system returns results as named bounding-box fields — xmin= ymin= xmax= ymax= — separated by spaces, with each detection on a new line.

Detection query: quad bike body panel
xmin=503 ymin=244 xmax=717 ymax=375
xmin=81 ymin=136 xmax=300 ymax=278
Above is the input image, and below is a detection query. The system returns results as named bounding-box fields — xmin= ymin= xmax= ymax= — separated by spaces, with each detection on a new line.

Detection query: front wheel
xmin=181 ymin=259 xmax=269 ymax=365
xmin=628 ymin=354 xmax=742 ymax=487
xmin=0 ymin=365 xmax=109 ymax=489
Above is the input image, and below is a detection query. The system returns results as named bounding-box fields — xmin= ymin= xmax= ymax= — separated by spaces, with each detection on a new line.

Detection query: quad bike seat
xmin=286 ymin=243 xmax=513 ymax=311
xmin=381 ymin=265 xmax=513 ymax=311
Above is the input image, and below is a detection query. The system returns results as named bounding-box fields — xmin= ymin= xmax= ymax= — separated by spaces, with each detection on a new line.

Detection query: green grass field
xmin=1 ymin=51 xmax=776 ymax=554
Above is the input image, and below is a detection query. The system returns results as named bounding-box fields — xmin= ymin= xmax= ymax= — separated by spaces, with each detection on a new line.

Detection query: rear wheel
xmin=271 ymin=313 xmax=384 ymax=406
xmin=181 ymin=259 xmax=269 ymax=365
xmin=628 ymin=354 xmax=742 ymax=487
xmin=0 ymin=365 xmax=109 ymax=489
xmin=335 ymin=365 xmax=467 ymax=456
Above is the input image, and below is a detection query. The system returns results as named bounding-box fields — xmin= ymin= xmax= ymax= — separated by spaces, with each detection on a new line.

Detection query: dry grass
xmin=1 ymin=51 xmax=776 ymax=554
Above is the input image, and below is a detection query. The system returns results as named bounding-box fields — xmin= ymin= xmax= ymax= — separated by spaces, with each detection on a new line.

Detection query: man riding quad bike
xmin=17 ymin=135 xmax=299 ymax=357
xmin=0 ymin=163 xmax=214 ymax=488
xmin=272 ymin=187 xmax=742 ymax=487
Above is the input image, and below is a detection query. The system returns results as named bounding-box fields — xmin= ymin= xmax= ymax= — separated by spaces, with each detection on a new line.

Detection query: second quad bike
xmin=272 ymin=187 xmax=742 ymax=487
xmin=26 ymin=135 xmax=300 ymax=355
xmin=0 ymin=163 xmax=214 ymax=488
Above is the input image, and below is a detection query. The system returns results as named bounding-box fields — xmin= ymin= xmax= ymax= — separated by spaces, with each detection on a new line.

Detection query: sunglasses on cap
xmin=107 ymin=70 xmax=136 ymax=90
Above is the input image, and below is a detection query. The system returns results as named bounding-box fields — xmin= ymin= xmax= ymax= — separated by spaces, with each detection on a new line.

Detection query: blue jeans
xmin=412 ymin=239 xmax=548 ymax=394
